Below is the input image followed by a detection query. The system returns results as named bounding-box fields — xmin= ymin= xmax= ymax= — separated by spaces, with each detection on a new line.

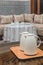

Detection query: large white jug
xmin=24 ymin=33 xmax=41 ymax=55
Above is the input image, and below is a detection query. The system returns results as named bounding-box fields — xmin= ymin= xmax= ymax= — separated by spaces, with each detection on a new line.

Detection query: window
xmin=0 ymin=0 xmax=31 ymax=15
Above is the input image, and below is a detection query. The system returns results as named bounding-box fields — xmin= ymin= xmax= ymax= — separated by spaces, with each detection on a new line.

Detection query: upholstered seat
xmin=34 ymin=24 xmax=43 ymax=36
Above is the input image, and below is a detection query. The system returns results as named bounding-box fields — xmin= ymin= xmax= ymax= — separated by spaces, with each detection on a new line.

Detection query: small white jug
xmin=20 ymin=32 xmax=29 ymax=51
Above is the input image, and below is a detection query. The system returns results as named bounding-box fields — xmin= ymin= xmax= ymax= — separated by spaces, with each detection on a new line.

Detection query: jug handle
xmin=36 ymin=36 xmax=41 ymax=47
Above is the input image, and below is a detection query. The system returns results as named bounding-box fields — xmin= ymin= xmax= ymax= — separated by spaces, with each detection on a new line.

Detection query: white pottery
xmin=20 ymin=32 xmax=41 ymax=55
xmin=20 ymin=32 xmax=29 ymax=51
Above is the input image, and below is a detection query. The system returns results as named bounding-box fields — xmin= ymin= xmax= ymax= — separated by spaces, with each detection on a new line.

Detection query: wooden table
xmin=10 ymin=46 xmax=43 ymax=65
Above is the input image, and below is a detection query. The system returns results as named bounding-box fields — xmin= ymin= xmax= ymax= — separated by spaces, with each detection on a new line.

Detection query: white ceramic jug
xmin=20 ymin=32 xmax=41 ymax=55
xmin=20 ymin=32 xmax=29 ymax=51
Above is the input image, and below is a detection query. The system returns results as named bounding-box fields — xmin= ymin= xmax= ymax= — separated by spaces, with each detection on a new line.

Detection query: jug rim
xmin=28 ymin=33 xmax=37 ymax=37
xmin=20 ymin=32 xmax=29 ymax=34
xmin=20 ymin=32 xmax=37 ymax=37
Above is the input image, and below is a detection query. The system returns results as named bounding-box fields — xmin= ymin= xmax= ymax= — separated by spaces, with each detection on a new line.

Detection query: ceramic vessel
xmin=20 ymin=32 xmax=29 ymax=51
xmin=20 ymin=32 xmax=41 ymax=55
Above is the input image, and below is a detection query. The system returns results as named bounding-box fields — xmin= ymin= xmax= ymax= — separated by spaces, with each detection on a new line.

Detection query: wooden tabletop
xmin=10 ymin=46 xmax=43 ymax=60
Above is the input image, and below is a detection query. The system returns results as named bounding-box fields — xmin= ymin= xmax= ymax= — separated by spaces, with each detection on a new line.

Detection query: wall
xmin=0 ymin=0 xmax=31 ymax=15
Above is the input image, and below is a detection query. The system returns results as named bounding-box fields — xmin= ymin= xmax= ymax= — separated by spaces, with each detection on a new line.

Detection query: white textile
xmin=3 ymin=23 xmax=37 ymax=42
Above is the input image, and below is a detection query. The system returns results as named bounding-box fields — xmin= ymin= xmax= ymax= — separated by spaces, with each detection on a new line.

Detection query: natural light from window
xmin=0 ymin=0 xmax=31 ymax=15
